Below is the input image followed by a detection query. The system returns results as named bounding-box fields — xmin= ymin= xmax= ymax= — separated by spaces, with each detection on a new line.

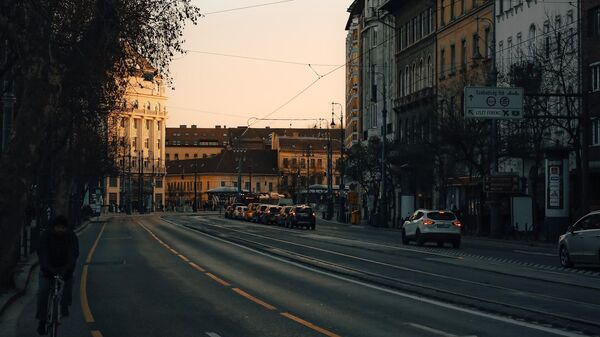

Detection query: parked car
xmin=234 ymin=206 xmax=247 ymax=220
xmin=224 ymin=205 xmax=235 ymax=219
xmin=262 ymin=206 xmax=282 ymax=225
xmin=401 ymin=209 xmax=461 ymax=248
xmin=558 ymin=211 xmax=600 ymax=268
xmin=287 ymin=205 xmax=316 ymax=230
xmin=253 ymin=204 xmax=270 ymax=223
xmin=244 ymin=204 xmax=256 ymax=221
xmin=277 ymin=206 xmax=294 ymax=226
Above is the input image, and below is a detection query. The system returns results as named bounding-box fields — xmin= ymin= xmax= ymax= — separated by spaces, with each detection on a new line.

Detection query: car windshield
xmin=427 ymin=212 xmax=456 ymax=221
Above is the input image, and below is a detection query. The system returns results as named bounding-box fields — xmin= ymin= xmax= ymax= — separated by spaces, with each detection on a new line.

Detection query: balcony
xmin=396 ymin=87 xmax=435 ymax=110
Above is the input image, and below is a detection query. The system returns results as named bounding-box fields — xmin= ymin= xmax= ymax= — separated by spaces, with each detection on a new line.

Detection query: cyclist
xmin=36 ymin=215 xmax=79 ymax=335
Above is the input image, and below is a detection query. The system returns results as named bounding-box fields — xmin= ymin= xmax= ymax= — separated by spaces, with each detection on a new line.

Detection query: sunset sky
xmin=168 ymin=0 xmax=352 ymax=129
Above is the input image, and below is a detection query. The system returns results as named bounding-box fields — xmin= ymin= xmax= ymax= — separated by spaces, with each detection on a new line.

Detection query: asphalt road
xmin=4 ymin=214 xmax=600 ymax=337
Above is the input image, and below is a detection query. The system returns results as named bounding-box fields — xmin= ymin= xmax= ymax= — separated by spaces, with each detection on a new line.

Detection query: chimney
xmin=191 ymin=125 xmax=197 ymax=128
xmin=180 ymin=125 xmax=187 ymax=128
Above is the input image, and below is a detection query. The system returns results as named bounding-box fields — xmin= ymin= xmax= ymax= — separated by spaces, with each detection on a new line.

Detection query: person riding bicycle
xmin=36 ymin=215 xmax=79 ymax=335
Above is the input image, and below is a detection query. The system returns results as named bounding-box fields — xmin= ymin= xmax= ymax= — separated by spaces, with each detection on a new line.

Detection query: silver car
xmin=558 ymin=211 xmax=600 ymax=267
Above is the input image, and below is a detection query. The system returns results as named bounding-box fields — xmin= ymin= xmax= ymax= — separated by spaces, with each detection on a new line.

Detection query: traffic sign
xmin=484 ymin=175 xmax=520 ymax=193
xmin=464 ymin=86 xmax=523 ymax=119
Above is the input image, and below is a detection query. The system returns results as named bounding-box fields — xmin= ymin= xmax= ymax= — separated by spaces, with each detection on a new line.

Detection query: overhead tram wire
xmin=202 ymin=0 xmax=295 ymax=16
xmin=182 ymin=51 xmax=339 ymax=67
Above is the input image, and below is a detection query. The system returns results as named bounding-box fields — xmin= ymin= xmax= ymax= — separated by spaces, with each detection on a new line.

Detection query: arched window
xmin=528 ymin=24 xmax=536 ymax=56
xmin=155 ymin=103 xmax=160 ymax=112
xmin=146 ymin=101 xmax=151 ymax=110
xmin=399 ymin=70 xmax=404 ymax=97
xmin=411 ymin=63 xmax=416 ymax=93
xmin=427 ymin=55 xmax=432 ymax=87
xmin=405 ymin=66 xmax=409 ymax=94
xmin=419 ymin=58 xmax=424 ymax=91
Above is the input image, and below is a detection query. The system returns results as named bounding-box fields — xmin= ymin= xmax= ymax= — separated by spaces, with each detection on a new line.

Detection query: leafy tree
xmin=0 ymin=0 xmax=201 ymax=290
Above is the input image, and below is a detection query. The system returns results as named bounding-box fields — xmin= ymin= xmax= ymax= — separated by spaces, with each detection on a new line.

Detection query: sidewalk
xmin=317 ymin=217 xmax=556 ymax=250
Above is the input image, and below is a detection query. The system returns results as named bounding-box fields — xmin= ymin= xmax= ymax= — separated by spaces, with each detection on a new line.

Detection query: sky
xmin=167 ymin=0 xmax=352 ymax=129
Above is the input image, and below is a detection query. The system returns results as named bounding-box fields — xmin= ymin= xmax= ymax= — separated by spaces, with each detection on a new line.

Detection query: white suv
xmin=558 ymin=211 xmax=600 ymax=268
xmin=402 ymin=209 xmax=462 ymax=248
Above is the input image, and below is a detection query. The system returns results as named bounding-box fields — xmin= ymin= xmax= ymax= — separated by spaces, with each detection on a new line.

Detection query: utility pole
xmin=381 ymin=75 xmax=388 ymax=227
xmin=333 ymin=102 xmax=345 ymax=222
xmin=139 ymin=149 xmax=144 ymax=213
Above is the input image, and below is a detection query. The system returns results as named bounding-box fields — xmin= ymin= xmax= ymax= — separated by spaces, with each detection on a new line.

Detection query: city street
xmin=3 ymin=214 xmax=600 ymax=337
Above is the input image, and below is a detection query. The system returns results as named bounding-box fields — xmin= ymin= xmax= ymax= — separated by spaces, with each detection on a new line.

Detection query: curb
xmin=0 ymin=258 xmax=38 ymax=318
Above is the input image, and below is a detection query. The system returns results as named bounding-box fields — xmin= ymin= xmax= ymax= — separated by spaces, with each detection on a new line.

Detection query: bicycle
xmin=46 ymin=275 xmax=64 ymax=337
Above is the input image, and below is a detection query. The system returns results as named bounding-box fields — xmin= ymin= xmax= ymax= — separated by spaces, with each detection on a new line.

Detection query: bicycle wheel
xmin=50 ymin=297 xmax=60 ymax=337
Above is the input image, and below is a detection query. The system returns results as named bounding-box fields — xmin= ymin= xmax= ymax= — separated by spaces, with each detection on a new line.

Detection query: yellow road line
xmin=232 ymin=288 xmax=277 ymax=310
xmin=281 ymin=312 xmax=341 ymax=337
xmin=205 ymin=272 xmax=231 ymax=287
xmin=90 ymin=330 xmax=104 ymax=337
xmin=178 ymin=254 xmax=190 ymax=262
xmin=189 ymin=262 xmax=206 ymax=272
xmin=80 ymin=223 xmax=106 ymax=323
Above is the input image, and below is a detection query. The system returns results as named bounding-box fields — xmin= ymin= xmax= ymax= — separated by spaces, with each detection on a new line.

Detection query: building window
xmin=144 ymin=138 xmax=149 ymax=148
xmin=419 ymin=58 xmax=424 ymax=90
xmin=593 ymin=119 xmax=600 ymax=146
xmin=592 ymin=63 xmax=600 ymax=92
xmin=567 ymin=10 xmax=574 ymax=53
xmin=427 ymin=55 xmax=432 ymax=87
xmin=440 ymin=49 xmax=446 ymax=77
xmin=441 ymin=0 xmax=445 ymax=26
xmin=429 ymin=8 xmax=434 ymax=32
xmin=268 ymin=182 xmax=273 ymax=192
xmin=461 ymin=0 xmax=465 ymax=14
xmin=283 ymin=157 xmax=289 ymax=168
xmin=450 ymin=44 xmax=456 ymax=74
xmin=485 ymin=28 xmax=491 ymax=58
xmin=109 ymin=177 xmax=118 ymax=187
xmin=507 ymin=37 xmax=513 ymax=65
xmin=256 ymin=182 xmax=261 ymax=192
xmin=146 ymin=120 xmax=151 ymax=129
xmin=157 ymin=121 xmax=161 ymax=131
xmin=528 ymin=24 xmax=536 ymax=56
xmin=461 ymin=39 xmax=467 ymax=69
xmin=156 ymin=179 xmax=163 ymax=188
xmin=184 ymin=153 xmax=189 ymax=159
xmin=555 ymin=16 xmax=562 ymax=56
xmin=174 ymin=153 xmax=179 ymax=160
xmin=132 ymin=137 xmax=137 ymax=149
xmin=133 ymin=119 xmax=138 ymax=129
xmin=516 ymin=32 xmax=522 ymax=58
xmin=473 ymin=32 xmax=479 ymax=58
xmin=451 ymin=0 xmax=455 ymax=20
xmin=220 ymin=181 xmax=225 ymax=187
xmin=544 ymin=21 xmax=550 ymax=59
xmin=245 ymin=181 xmax=251 ymax=191
xmin=592 ymin=7 xmax=600 ymax=36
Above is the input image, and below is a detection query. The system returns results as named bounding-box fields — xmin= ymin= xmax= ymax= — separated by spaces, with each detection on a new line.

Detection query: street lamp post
xmin=332 ymin=102 xmax=345 ymax=222
xmin=372 ymin=67 xmax=388 ymax=227
xmin=327 ymin=117 xmax=335 ymax=220
xmin=302 ymin=145 xmax=314 ymax=202
xmin=139 ymin=149 xmax=144 ymax=214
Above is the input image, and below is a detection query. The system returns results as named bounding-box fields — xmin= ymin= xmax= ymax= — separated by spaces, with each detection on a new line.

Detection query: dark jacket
xmin=37 ymin=230 xmax=79 ymax=279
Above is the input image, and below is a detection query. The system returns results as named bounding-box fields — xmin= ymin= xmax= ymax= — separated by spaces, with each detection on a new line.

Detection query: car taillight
xmin=423 ymin=219 xmax=435 ymax=225
xmin=290 ymin=212 xmax=295 ymax=216
xmin=452 ymin=220 xmax=462 ymax=227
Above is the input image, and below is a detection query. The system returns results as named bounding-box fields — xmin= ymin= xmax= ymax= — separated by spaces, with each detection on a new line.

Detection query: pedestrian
xmin=36 ymin=215 xmax=79 ymax=335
